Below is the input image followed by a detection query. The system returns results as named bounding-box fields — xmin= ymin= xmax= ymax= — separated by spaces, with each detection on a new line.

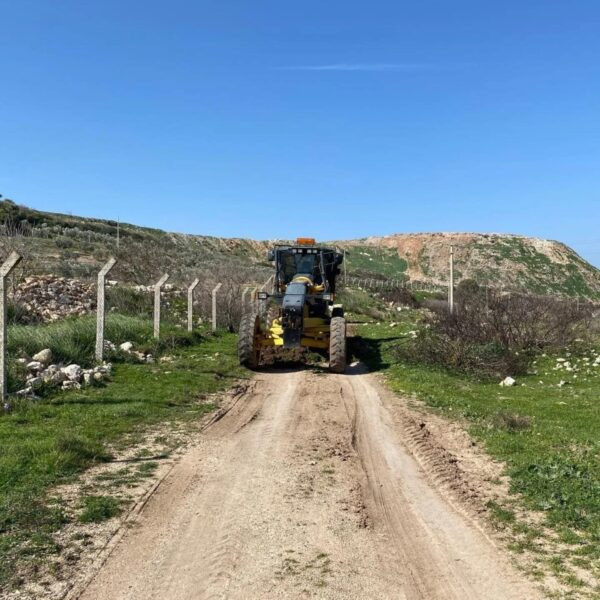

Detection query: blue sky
xmin=1 ymin=1 xmax=599 ymax=265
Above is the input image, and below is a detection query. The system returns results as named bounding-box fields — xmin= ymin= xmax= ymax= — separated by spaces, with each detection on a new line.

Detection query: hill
xmin=1 ymin=199 xmax=599 ymax=298
xmin=340 ymin=233 xmax=600 ymax=297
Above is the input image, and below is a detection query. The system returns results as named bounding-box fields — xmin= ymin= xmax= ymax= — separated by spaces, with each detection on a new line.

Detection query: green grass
xmin=343 ymin=244 xmax=407 ymax=279
xmin=6 ymin=314 xmax=205 ymax=392
xmin=0 ymin=331 xmax=246 ymax=590
xmin=353 ymin=315 xmax=600 ymax=589
xmin=337 ymin=287 xmax=389 ymax=320
xmin=79 ymin=495 xmax=122 ymax=523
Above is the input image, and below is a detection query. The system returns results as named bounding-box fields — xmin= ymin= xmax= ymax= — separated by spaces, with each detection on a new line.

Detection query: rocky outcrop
xmin=13 ymin=275 xmax=95 ymax=322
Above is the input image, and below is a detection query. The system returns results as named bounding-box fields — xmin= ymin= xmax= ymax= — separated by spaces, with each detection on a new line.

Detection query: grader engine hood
xmin=281 ymin=281 xmax=307 ymax=347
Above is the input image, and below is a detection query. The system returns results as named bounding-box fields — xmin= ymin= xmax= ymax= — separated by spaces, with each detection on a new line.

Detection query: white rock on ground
xmin=61 ymin=364 xmax=82 ymax=381
xmin=26 ymin=361 xmax=43 ymax=372
xmin=45 ymin=370 xmax=67 ymax=385
xmin=83 ymin=373 xmax=93 ymax=385
xmin=499 ymin=376 xmax=516 ymax=387
xmin=93 ymin=372 xmax=104 ymax=382
xmin=119 ymin=341 xmax=133 ymax=352
xmin=32 ymin=349 xmax=53 ymax=365
xmin=62 ymin=380 xmax=81 ymax=390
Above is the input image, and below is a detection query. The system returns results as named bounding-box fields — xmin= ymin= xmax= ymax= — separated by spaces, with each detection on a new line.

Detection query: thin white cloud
xmin=277 ymin=63 xmax=432 ymax=72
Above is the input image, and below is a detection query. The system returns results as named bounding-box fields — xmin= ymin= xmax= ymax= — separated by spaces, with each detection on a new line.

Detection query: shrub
xmin=455 ymin=278 xmax=482 ymax=299
xmin=396 ymin=291 xmax=593 ymax=378
xmin=55 ymin=237 xmax=74 ymax=249
xmin=378 ymin=287 xmax=419 ymax=308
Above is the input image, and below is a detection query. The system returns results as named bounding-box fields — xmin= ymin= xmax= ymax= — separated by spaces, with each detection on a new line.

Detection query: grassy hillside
xmin=2 ymin=199 xmax=599 ymax=297
xmin=0 ymin=199 xmax=272 ymax=285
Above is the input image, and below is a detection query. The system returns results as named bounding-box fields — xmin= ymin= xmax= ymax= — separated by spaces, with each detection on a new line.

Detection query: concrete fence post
xmin=241 ymin=286 xmax=253 ymax=313
xmin=187 ymin=278 xmax=200 ymax=332
xmin=449 ymin=245 xmax=455 ymax=314
xmin=95 ymin=257 xmax=117 ymax=362
xmin=212 ymin=283 xmax=222 ymax=331
xmin=263 ymin=274 xmax=274 ymax=294
xmin=259 ymin=275 xmax=274 ymax=318
xmin=154 ymin=274 xmax=169 ymax=339
xmin=0 ymin=252 xmax=22 ymax=403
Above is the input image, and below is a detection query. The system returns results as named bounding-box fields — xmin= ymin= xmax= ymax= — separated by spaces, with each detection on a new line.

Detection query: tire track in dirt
xmin=340 ymin=368 xmax=537 ymax=599
xmin=75 ymin=367 xmax=541 ymax=600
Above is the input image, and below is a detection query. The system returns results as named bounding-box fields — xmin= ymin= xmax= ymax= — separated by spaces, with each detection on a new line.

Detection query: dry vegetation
xmin=402 ymin=282 xmax=596 ymax=378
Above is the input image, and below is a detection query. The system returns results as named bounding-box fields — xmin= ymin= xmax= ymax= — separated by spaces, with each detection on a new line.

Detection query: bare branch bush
xmin=378 ymin=287 xmax=419 ymax=308
xmin=397 ymin=286 xmax=595 ymax=378
xmin=192 ymin=265 xmax=267 ymax=331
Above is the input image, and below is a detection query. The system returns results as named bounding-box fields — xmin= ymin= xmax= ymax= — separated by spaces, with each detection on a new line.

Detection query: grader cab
xmin=238 ymin=238 xmax=346 ymax=373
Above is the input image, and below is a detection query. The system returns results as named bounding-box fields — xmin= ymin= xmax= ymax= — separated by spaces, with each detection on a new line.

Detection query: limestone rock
xmin=32 ymin=349 xmax=53 ymax=365
xmin=62 ymin=380 xmax=81 ymax=390
xmin=61 ymin=364 xmax=82 ymax=381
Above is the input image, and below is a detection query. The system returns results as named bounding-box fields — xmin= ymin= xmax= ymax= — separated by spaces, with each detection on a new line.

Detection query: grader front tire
xmin=329 ymin=316 xmax=347 ymax=373
xmin=238 ymin=312 xmax=261 ymax=369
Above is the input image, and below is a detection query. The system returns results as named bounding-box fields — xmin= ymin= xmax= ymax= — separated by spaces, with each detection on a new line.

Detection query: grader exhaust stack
xmin=238 ymin=238 xmax=346 ymax=373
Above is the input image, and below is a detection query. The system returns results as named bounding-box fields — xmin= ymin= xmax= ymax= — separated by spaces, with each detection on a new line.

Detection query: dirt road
xmin=76 ymin=367 xmax=541 ymax=600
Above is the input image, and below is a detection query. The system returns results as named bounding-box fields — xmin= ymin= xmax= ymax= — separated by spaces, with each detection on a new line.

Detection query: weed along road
xmin=76 ymin=367 xmax=540 ymax=600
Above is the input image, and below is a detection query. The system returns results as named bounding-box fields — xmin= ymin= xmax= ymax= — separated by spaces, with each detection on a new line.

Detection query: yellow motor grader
xmin=238 ymin=238 xmax=346 ymax=373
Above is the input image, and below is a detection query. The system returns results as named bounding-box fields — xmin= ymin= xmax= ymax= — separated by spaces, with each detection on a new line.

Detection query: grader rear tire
xmin=329 ymin=316 xmax=347 ymax=373
xmin=238 ymin=312 xmax=261 ymax=369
